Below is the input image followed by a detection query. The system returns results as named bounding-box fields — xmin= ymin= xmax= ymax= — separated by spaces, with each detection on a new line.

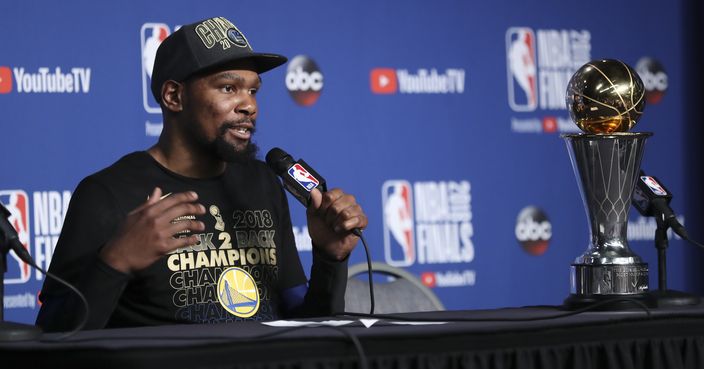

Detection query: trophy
xmin=562 ymin=59 xmax=650 ymax=308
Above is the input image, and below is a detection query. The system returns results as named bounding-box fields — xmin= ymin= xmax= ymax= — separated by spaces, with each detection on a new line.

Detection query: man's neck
xmin=147 ymin=140 xmax=226 ymax=179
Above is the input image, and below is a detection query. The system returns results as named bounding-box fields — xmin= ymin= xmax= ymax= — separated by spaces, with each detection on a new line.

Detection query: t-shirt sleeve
xmin=274 ymin=183 xmax=308 ymax=291
xmin=273 ymin=181 xmax=349 ymax=318
xmin=35 ymin=176 xmax=130 ymax=332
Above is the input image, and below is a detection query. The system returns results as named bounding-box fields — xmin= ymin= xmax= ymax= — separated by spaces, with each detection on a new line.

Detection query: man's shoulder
xmin=88 ymin=151 xmax=153 ymax=181
xmin=223 ymin=159 xmax=284 ymax=199
xmin=73 ymin=151 xmax=155 ymax=199
xmin=226 ymin=158 xmax=276 ymax=179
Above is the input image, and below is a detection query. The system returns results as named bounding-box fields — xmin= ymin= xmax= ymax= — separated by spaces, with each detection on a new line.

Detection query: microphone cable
xmin=6 ymin=256 xmax=91 ymax=341
xmin=337 ymin=296 xmax=653 ymax=322
xmin=353 ymin=229 xmax=375 ymax=316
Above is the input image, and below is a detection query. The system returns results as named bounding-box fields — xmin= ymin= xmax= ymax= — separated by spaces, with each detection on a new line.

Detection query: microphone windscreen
xmin=266 ymin=147 xmax=295 ymax=175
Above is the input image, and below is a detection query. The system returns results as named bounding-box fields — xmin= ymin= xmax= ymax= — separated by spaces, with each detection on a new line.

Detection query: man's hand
xmin=100 ymin=187 xmax=206 ymax=273
xmin=306 ymin=188 xmax=368 ymax=261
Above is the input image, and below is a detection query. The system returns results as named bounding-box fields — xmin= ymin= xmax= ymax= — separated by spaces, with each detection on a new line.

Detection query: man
xmin=36 ymin=16 xmax=367 ymax=331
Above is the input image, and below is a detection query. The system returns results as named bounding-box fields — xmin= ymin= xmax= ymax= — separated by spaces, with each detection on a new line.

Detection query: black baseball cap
xmin=150 ymin=16 xmax=287 ymax=103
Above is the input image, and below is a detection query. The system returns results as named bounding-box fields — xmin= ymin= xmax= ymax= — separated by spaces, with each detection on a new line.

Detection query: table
xmin=2 ymin=304 xmax=704 ymax=369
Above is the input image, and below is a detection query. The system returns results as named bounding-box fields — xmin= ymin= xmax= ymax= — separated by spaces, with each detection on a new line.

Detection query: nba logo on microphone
xmin=141 ymin=23 xmax=171 ymax=114
xmin=382 ymin=180 xmax=415 ymax=267
xmin=0 ymin=190 xmax=31 ymax=284
xmin=506 ymin=27 xmax=538 ymax=112
xmin=642 ymin=176 xmax=668 ymax=196
xmin=288 ymin=164 xmax=320 ymax=191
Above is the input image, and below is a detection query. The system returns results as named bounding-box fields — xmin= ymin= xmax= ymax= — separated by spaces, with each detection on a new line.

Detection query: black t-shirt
xmin=36 ymin=152 xmax=347 ymax=331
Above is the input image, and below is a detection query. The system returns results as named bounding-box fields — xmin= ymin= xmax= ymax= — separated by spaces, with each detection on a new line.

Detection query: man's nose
xmin=236 ymin=94 xmax=256 ymax=116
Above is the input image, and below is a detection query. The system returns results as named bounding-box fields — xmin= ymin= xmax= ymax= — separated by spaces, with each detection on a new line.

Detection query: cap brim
xmin=193 ymin=53 xmax=288 ymax=78
xmin=248 ymin=53 xmax=288 ymax=74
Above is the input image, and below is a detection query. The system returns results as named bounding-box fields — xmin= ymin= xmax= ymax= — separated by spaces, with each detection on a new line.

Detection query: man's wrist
xmin=311 ymin=245 xmax=349 ymax=264
xmin=312 ymin=242 xmax=350 ymax=263
xmin=99 ymin=244 xmax=131 ymax=274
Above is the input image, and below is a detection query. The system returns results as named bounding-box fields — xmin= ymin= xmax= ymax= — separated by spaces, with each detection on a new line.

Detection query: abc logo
xmin=636 ymin=57 xmax=667 ymax=104
xmin=515 ymin=206 xmax=551 ymax=256
xmin=286 ymin=55 xmax=323 ymax=106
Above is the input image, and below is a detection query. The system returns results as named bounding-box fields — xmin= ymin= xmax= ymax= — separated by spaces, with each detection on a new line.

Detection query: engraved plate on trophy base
xmin=571 ymin=263 xmax=648 ymax=295
xmin=564 ymin=263 xmax=650 ymax=310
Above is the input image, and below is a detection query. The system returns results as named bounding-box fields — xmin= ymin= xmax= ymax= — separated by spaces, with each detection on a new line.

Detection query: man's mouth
xmin=227 ymin=123 xmax=255 ymax=141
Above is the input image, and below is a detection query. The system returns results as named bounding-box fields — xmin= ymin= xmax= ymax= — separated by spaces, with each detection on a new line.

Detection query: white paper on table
xmin=263 ymin=320 xmax=355 ymax=327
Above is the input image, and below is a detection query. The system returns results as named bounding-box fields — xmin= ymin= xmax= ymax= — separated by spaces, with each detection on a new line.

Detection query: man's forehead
xmin=203 ymin=68 xmax=262 ymax=84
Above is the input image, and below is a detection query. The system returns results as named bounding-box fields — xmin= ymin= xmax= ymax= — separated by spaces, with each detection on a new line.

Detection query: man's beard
xmin=212 ymin=122 xmax=259 ymax=164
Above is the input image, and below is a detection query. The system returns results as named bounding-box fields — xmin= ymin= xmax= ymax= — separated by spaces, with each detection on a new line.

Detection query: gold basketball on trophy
xmin=566 ymin=59 xmax=646 ymax=133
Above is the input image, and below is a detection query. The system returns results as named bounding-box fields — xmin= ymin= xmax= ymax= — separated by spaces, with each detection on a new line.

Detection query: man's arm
xmin=36 ymin=177 xmax=129 ymax=332
xmin=282 ymin=188 xmax=367 ymax=317
xmin=36 ymin=183 xmax=206 ymax=332
xmin=282 ymin=248 xmax=348 ymax=317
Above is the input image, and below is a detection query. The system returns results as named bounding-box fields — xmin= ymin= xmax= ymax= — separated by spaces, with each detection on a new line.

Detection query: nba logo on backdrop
xmin=141 ymin=23 xmax=171 ymax=114
xmin=506 ymin=27 xmax=537 ymax=112
xmin=0 ymin=190 xmax=31 ymax=284
xmin=506 ymin=27 xmax=591 ymax=133
xmin=382 ymin=180 xmax=415 ymax=267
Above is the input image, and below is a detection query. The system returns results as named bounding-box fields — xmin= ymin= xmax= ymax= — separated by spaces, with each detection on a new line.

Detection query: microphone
xmin=0 ymin=203 xmax=35 ymax=265
xmin=632 ymin=170 xmax=688 ymax=239
xmin=266 ymin=147 xmax=362 ymax=237
xmin=266 ymin=147 xmax=327 ymax=207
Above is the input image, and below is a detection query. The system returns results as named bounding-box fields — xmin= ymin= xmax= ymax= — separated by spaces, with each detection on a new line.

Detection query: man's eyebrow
xmin=211 ymin=72 xmax=262 ymax=86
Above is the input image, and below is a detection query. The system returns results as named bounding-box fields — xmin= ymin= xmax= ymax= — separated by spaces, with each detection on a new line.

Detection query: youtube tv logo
xmin=542 ymin=116 xmax=557 ymax=133
xmin=0 ymin=67 xmax=12 ymax=94
xmin=370 ymin=68 xmax=397 ymax=94
xmin=371 ymin=67 xmax=465 ymax=94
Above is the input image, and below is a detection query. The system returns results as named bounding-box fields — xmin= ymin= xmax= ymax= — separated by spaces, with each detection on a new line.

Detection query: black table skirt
xmin=2 ymin=305 xmax=704 ymax=369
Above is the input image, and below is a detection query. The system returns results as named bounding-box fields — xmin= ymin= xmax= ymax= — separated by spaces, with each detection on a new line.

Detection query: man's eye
xmin=222 ymin=85 xmax=234 ymax=93
xmin=249 ymin=88 xmax=258 ymax=95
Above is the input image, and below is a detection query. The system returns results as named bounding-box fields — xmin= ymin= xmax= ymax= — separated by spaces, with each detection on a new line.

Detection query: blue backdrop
xmin=2 ymin=0 xmax=702 ymax=324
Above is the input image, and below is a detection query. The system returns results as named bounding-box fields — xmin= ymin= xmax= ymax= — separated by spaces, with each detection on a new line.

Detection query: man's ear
xmin=161 ymin=80 xmax=184 ymax=112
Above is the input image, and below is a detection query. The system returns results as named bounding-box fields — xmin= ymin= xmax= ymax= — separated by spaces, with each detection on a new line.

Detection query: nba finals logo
xmin=506 ymin=27 xmax=538 ymax=112
xmin=382 ymin=180 xmax=415 ymax=267
xmin=506 ymin=26 xmax=592 ymax=134
xmin=141 ymin=23 xmax=171 ymax=114
xmin=0 ymin=190 xmax=31 ymax=284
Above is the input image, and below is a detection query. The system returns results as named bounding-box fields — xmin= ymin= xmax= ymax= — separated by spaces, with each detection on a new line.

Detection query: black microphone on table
xmin=266 ymin=147 xmax=362 ymax=237
xmin=0 ymin=203 xmax=35 ymax=265
xmin=632 ymin=170 xmax=688 ymax=239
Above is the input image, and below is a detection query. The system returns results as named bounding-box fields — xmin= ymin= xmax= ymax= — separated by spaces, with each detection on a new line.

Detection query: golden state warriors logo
xmin=217 ymin=267 xmax=260 ymax=318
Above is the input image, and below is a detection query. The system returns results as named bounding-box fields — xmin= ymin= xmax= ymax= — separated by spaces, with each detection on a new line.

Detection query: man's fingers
xmin=323 ymin=193 xmax=357 ymax=227
xmin=150 ymin=187 xmax=162 ymax=204
xmin=167 ymin=219 xmax=205 ymax=237
xmin=332 ymin=204 xmax=367 ymax=233
xmin=147 ymin=191 xmax=199 ymax=213
xmin=129 ymin=187 xmax=163 ymax=215
xmin=315 ymin=190 xmax=365 ymax=234
xmin=168 ymin=233 xmax=201 ymax=252
xmin=314 ymin=189 xmax=345 ymax=218
xmin=158 ymin=202 xmax=206 ymax=225
xmin=308 ymin=188 xmax=323 ymax=211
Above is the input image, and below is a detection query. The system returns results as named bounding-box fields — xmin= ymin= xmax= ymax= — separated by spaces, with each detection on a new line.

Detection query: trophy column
xmin=563 ymin=133 xmax=650 ymax=307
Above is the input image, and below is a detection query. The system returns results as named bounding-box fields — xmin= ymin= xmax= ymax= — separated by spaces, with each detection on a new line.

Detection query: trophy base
xmin=563 ymin=292 xmax=652 ymax=311
xmin=571 ymin=263 xmax=648 ymax=295
xmin=645 ymin=289 xmax=701 ymax=308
